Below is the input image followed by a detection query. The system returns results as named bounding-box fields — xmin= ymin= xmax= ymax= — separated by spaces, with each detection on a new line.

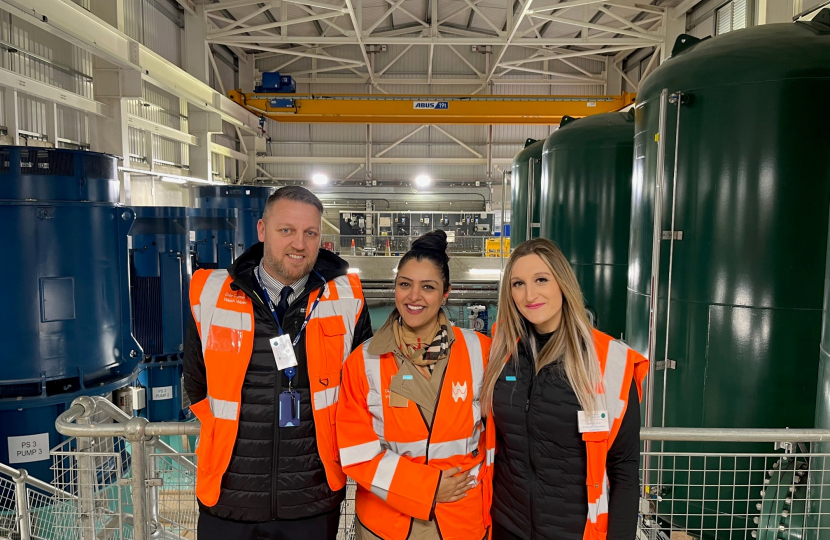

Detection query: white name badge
xmin=270 ymin=334 xmax=298 ymax=371
xmin=577 ymin=410 xmax=609 ymax=433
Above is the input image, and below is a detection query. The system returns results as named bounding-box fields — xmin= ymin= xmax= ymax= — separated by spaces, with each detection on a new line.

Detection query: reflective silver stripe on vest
xmin=428 ymin=438 xmax=468 ymax=461
xmin=311 ymin=308 xmax=354 ymax=364
xmin=193 ymin=304 xmax=201 ymax=322
xmin=586 ymin=342 xmax=629 ymax=524
xmin=588 ymin=472 xmax=610 ymax=523
xmin=604 ymin=340 xmax=629 ymax=423
xmin=363 ymin=340 xmax=386 ymax=442
xmin=459 ymin=328 xmax=485 ymax=429
xmin=198 ymin=270 xmax=231 ymax=357
xmin=370 ymin=451 xmax=400 ymax=501
xmin=332 ymin=275 xmax=357 ymax=300
xmin=314 ymin=298 xmax=363 ymax=321
xmin=310 ymin=282 xmax=363 ymax=364
xmin=340 ymin=439 xmax=383 ymax=468
xmin=486 ymin=448 xmax=495 ymax=466
xmin=459 ymin=328 xmax=484 ymax=401
xmin=211 ymin=308 xmax=253 ymax=332
xmin=425 ymin=329 xmax=484 ymax=461
xmin=469 ymin=462 xmax=482 ymax=484
xmin=209 ymin=396 xmax=239 ymax=421
xmin=387 ymin=439 xmax=428 ymax=459
xmin=313 ymin=385 xmax=340 ymax=411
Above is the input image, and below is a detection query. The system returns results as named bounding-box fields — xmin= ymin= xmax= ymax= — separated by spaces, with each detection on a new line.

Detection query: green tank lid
xmin=639 ymin=14 xmax=830 ymax=104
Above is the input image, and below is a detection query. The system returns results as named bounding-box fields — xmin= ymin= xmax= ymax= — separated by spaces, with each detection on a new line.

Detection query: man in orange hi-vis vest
xmin=183 ymin=186 xmax=372 ymax=540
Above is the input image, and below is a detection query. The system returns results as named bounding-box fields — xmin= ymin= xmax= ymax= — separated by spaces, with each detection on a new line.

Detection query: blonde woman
xmin=480 ymin=238 xmax=648 ymax=540
xmin=337 ymin=231 xmax=491 ymax=540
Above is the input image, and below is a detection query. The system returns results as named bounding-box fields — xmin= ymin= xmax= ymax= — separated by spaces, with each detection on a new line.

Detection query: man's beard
xmin=263 ymin=247 xmax=314 ymax=283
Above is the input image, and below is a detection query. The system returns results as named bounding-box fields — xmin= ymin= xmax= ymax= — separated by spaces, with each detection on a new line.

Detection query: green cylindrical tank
xmin=510 ymin=138 xmax=544 ymax=246
xmin=539 ymin=112 xmax=634 ymax=340
xmin=628 ymin=13 xmax=830 ymax=540
xmin=809 ymin=175 xmax=830 ymax=540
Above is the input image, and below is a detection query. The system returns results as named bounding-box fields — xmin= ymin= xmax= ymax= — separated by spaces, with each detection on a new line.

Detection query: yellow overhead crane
xmin=228 ymin=90 xmax=635 ymax=125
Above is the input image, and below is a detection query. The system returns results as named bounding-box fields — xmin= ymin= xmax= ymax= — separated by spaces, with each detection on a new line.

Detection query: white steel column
xmin=189 ymin=110 xmax=223 ymax=181
xmin=185 ymin=5 xmax=211 ymax=85
xmin=605 ymin=57 xmax=622 ymax=95
xmin=3 ymin=89 xmax=19 ymax=145
xmin=93 ymin=67 xmax=142 ymax=204
xmin=241 ymin=132 xmax=265 ymax=182
xmin=45 ymin=102 xmax=58 ymax=148
xmin=663 ymin=8 xmax=686 ymax=61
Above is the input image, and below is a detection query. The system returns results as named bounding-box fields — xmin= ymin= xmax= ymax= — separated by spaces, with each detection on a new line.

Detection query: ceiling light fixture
xmin=312 ymin=173 xmax=329 ymax=185
xmin=414 ymin=174 xmax=431 ymax=187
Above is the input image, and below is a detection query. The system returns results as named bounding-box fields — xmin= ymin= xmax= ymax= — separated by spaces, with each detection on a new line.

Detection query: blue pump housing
xmin=129 ymin=206 xmax=193 ymax=422
xmin=192 ymin=186 xmax=273 ymax=255
xmin=188 ymin=207 xmax=239 ymax=271
xmin=0 ymin=147 xmax=141 ymax=481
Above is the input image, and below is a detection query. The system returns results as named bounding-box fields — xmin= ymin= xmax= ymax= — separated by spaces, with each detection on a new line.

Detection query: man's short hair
xmin=262 ymin=186 xmax=324 ymax=220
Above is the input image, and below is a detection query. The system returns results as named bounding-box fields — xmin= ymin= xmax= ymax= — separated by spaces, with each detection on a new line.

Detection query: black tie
xmin=274 ymin=286 xmax=293 ymax=326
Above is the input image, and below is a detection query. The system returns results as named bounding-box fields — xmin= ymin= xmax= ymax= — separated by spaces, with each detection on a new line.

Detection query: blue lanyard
xmin=256 ymin=267 xmax=325 ymax=380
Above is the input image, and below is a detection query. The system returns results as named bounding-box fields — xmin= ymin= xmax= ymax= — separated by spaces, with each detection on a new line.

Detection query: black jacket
xmin=183 ymin=243 xmax=373 ymax=522
xmin=491 ymin=331 xmax=640 ymax=540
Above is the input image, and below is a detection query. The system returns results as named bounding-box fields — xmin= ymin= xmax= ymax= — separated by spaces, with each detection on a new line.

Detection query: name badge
xmin=279 ymin=391 xmax=301 ymax=427
xmin=269 ymin=335 xmax=298 ymax=371
xmin=577 ymin=410 xmax=609 ymax=433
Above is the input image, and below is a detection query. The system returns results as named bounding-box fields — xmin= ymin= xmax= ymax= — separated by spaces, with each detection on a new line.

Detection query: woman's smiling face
xmin=395 ymin=258 xmax=449 ymax=337
xmin=509 ymin=253 xmax=564 ymax=334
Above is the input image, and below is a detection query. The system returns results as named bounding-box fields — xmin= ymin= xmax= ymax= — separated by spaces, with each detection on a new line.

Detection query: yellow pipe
xmin=229 ymin=90 xmax=635 ymax=125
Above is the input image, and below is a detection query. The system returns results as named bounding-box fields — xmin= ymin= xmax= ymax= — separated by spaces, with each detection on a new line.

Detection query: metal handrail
xmin=640 ymin=427 xmax=830 ymax=443
xmin=56 ymin=396 xmax=200 ymax=438
xmin=0 ymin=460 xmax=79 ymax=540
xmin=0 ymin=462 xmax=76 ymax=500
xmin=57 ymin=396 xmax=830 ymax=444
xmin=51 ymin=395 xmax=830 ymax=540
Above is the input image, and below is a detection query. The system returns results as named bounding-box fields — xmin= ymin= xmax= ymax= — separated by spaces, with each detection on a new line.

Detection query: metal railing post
xmin=147 ymin=439 xmax=162 ymax=535
xmin=125 ymin=416 xmax=150 ymax=540
xmin=13 ymin=469 xmax=32 ymax=540
xmin=75 ymin=397 xmax=98 ymax=540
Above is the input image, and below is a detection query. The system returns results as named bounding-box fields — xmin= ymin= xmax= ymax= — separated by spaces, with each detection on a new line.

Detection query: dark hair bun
xmin=398 ymin=230 xmax=451 ymax=293
xmin=412 ymin=230 xmax=448 ymax=256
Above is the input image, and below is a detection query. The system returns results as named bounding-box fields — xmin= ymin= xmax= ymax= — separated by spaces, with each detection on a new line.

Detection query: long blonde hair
xmin=481 ymin=238 xmax=601 ymax=415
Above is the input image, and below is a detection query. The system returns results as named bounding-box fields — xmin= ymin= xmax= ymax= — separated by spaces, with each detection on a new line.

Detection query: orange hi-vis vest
xmin=482 ymin=329 xmax=648 ymax=539
xmin=337 ymin=327 xmax=491 ymax=540
xmin=188 ymin=267 xmax=365 ymax=507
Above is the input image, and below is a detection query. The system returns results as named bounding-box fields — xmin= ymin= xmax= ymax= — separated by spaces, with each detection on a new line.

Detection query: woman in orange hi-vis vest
xmin=337 ymin=230 xmax=491 ymax=540
xmin=479 ymin=239 xmax=648 ymax=540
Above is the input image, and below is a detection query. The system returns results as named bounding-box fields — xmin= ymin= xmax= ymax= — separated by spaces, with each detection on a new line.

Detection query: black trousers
xmin=491 ymin=521 xmax=526 ymax=540
xmin=197 ymin=506 xmax=341 ymax=540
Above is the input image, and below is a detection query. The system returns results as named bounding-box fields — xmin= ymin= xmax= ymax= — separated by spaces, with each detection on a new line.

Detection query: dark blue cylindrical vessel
xmin=188 ymin=208 xmax=239 ymax=270
xmin=129 ymin=206 xmax=192 ymax=422
xmin=192 ymin=186 xmax=273 ymax=254
xmin=0 ymin=147 xmax=140 ymax=481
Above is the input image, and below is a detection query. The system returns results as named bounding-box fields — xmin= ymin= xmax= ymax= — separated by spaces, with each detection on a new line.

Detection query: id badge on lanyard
xmin=257 ymin=268 xmax=325 ymax=428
